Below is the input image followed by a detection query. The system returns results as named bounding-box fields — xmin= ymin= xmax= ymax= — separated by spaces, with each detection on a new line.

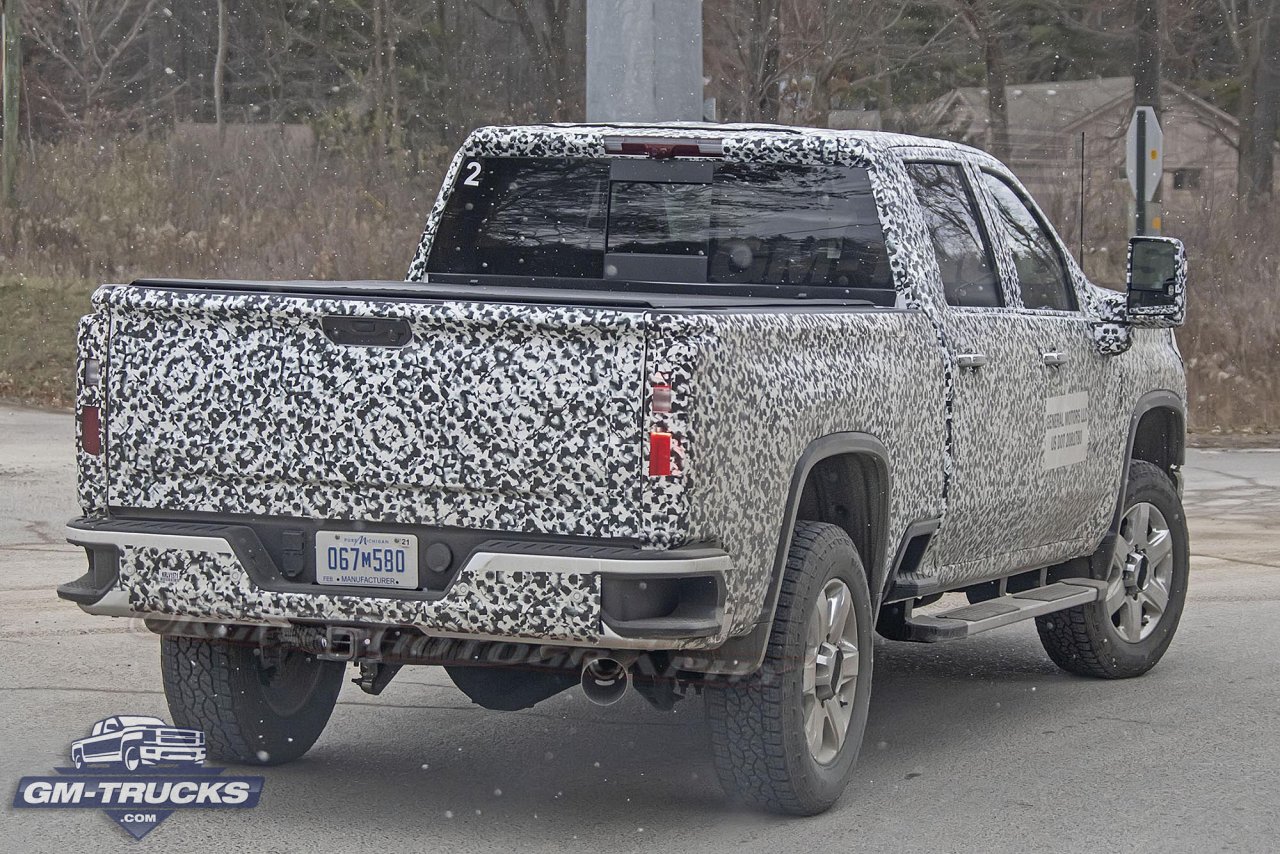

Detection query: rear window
xmin=426 ymin=157 xmax=893 ymax=292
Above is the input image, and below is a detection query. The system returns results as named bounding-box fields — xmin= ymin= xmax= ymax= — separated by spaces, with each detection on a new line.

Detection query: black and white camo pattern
xmin=120 ymin=546 xmax=602 ymax=643
xmin=1124 ymin=236 xmax=1188 ymax=327
xmin=79 ymin=123 xmax=1187 ymax=643
xmin=100 ymin=284 xmax=648 ymax=536
xmin=642 ymin=311 xmax=946 ymax=631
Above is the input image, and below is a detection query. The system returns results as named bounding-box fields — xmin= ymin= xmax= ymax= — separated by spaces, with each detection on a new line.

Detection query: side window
xmin=979 ymin=172 xmax=1078 ymax=311
xmin=904 ymin=163 xmax=1001 ymax=308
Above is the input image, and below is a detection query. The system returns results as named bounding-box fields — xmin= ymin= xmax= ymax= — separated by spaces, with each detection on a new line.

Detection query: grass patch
xmin=0 ymin=276 xmax=96 ymax=409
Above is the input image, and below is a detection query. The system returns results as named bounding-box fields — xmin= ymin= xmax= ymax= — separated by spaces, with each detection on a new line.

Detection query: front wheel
xmin=705 ymin=521 xmax=874 ymax=815
xmin=1036 ymin=460 xmax=1190 ymax=678
xmin=122 ymin=745 xmax=141 ymax=772
xmin=161 ymin=635 xmax=345 ymax=765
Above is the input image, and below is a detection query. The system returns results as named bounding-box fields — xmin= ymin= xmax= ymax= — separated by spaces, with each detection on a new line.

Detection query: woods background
xmin=1 ymin=0 xmax=1278 ymax=431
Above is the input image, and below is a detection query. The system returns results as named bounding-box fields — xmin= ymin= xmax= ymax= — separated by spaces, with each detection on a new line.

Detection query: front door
xmin=974 ymin=170 xmax=1123 ymax=559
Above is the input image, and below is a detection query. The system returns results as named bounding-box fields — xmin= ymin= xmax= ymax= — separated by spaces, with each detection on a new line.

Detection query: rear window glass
xmin=426 ymin=157 xmax=893 ymax=291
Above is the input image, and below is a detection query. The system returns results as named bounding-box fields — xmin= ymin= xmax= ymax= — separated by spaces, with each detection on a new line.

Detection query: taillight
xmin=604 ymin=136 xmax=724 ymax=159
xmin=80 ymin=405 xmax=101 ymax=456
xmin=648 ymin=432 xmax=672 ymax=477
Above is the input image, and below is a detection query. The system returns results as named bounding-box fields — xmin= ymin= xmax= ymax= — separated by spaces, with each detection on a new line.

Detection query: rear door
xmin=901 ymin=161 xmax=1047 ymax=577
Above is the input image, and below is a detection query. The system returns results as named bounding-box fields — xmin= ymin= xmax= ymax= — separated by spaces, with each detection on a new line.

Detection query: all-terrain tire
xmin=1036 ymin=460 xmax=1190 ymax=678
xmin=161 ymin=635 xmax=345 ymax=765
xmin=705 ymin=521 xmax=874 ymax=815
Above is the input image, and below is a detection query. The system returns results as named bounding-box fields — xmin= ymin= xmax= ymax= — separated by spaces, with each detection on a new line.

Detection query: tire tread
xmin=161 ymin=635 xmax=342 ymax=765
xmin=1035 ymin=460 xmax=1188 ymax=679
xmin=706 ymin=521 xmax=868 ymax=814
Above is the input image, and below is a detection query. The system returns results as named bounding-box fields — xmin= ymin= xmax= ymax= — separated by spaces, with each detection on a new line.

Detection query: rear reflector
xmin=81 ymin=405 xmax=101 ymax=456
xmin=648 ymin=432 xmax=672 ymax=477
xmin=651 ymin=384 xmax=673 ymax=413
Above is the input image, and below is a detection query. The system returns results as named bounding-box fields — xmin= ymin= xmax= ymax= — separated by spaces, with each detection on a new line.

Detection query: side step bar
xmin=884 ymin=579 xmax=1107 ymax=643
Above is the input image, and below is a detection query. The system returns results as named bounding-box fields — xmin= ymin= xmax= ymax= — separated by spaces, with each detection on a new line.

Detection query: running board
xmin=887 ymin=579 xmax=1107 ymax=643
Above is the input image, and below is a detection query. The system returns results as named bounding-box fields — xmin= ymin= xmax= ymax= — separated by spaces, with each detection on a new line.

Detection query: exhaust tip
xmin=581 ymin=657 xmax=631 ymax=706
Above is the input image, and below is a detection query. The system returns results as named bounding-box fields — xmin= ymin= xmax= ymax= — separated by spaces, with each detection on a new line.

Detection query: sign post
xmin=1126 ymin=106 xmax=1163 ymax=235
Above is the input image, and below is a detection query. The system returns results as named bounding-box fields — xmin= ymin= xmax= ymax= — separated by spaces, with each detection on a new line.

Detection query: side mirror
xmin=1125 ymin=236 xmax=1186 ymax=327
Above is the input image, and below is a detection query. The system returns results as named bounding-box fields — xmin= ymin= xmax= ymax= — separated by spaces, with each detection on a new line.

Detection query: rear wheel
xmin=161 ymin=635 xmax=345 ymax=765
xmin=1036 ymin=460 xmax=1189 ymax=678
xmin=705 ymin=521 xmax=874 ymax=815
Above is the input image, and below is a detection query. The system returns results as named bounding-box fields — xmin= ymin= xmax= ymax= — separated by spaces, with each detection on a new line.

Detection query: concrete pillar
xmin=586 ymin=0 xmax=703 ymax=123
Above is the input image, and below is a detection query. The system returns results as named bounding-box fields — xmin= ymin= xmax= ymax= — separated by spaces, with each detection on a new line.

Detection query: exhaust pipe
xmin=580 ymin=656 xmax=631 ymax=706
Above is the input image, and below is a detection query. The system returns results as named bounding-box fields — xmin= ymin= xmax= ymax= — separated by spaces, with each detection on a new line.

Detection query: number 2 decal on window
xmin=463 ymin=161 xmax=482 ymax=186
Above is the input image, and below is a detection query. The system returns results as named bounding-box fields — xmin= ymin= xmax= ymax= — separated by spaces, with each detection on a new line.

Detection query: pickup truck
xmin=58 ymin=123 xmax=1190 ymax=815
xmin=70 ymin=715 xmax=206 ymax=771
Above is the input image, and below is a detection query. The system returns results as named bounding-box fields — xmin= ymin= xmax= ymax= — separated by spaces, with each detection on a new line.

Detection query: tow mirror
xmin=1125 ymin=236 xmax=1186 ymax=328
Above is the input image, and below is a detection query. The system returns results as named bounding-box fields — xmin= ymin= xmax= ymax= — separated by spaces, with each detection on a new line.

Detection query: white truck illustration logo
xmin=70 ymin=716 xmax=206 ymax=771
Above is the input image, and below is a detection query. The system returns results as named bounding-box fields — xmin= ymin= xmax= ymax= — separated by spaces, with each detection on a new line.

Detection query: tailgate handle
xmin=321 ymin=316 xmax=412 ymax=348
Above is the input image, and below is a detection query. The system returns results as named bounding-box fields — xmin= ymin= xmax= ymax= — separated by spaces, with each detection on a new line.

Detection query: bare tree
xmin=953 ymin=0 xmax=1011 ymax=161
xmin=25 ymin=0 xmax=173 ymax=134
xmin=474 ymin=0 xmax=584 ymax=120
xmin=705 ymin=0 xmax=782 ymax=122
xmin=1233 ymin=0 xmax=1280 ymax=204
xmin=707 ymin=0 xmax=955 ymax=126
xmin=779 ymin=0 xmax=953 ymax=125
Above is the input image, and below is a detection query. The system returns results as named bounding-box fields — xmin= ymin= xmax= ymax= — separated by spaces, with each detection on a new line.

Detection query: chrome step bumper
xmin=59 ymin=516 xmax=730 ymax=650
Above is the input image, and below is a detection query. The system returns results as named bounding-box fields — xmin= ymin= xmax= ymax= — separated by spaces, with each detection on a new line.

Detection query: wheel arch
xmin=698 ymin=433 xmax=893 ymax=675
xmin=1092 ymin=390 xmax=1186 ymax=578
xmin=790 ymin=447 xmax=892 ymax=603
xmin=1130 ymin=397 xmax=1186 ymax=485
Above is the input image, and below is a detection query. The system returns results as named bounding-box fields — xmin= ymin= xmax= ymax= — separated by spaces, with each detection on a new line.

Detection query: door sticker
xmin=1042 ymin=392 xmax=1089 ymax=470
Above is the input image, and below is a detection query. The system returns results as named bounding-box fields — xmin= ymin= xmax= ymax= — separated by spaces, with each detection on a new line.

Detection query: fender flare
xmin=1092 ymin=389 xmax=1186 ymax=576
xmin=686 ymin=432 xmax=892 ymax=675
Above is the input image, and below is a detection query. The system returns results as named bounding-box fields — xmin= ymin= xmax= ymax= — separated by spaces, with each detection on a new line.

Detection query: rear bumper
xmin=60 ymin=517 xmax=730 ymax=650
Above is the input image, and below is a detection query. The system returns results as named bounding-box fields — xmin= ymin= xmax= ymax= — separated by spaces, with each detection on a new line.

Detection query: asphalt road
xmin=2 ymin=405 xmax=1277 ymax=853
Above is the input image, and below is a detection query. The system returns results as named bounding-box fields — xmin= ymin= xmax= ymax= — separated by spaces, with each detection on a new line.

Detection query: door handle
xmin=956 ymin=353 xmax=988 ymax=370
xmin=1041 ymin=350 xmax=1068 ymax=367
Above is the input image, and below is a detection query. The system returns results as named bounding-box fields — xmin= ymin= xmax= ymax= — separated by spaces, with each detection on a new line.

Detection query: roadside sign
xmin=1126 ymin=106 xmax=1163 ymax=202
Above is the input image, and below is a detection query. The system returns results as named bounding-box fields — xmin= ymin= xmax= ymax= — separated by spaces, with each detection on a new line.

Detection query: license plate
xmin=315 ymin=531 xmax=419 ymax=590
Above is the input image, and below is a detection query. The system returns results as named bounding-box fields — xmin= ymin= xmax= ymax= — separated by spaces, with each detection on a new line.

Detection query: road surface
xmin=1 ymin=406 xmax=1276 ymax=853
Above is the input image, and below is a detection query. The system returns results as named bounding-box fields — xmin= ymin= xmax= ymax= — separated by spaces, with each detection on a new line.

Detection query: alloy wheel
xmin=802 ymin=578 xmax=861 ymax=764
xmin=1104 ymin=501 xmax=1175 ymax=643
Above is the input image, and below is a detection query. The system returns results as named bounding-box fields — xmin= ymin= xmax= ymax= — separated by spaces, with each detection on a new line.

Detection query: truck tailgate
xmin=101 ymin=283 xmax=648 ymax=537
